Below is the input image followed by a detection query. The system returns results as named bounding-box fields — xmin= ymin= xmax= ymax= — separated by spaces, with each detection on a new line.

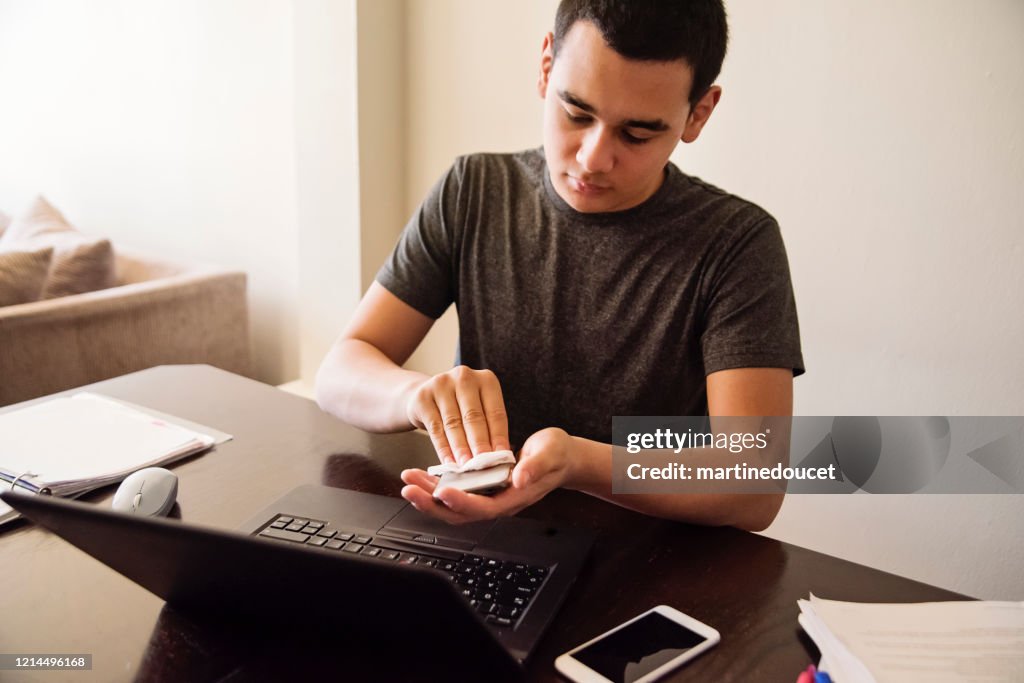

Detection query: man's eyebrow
xmin=558 ymin=89 xmax=597 ymax=113
xmin=558 ymin=89 xmax=670 ymax=132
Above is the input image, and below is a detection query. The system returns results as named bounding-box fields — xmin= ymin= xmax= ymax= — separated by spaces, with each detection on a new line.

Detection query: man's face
xmin=538 ymin=21 xmax=718 ymax=213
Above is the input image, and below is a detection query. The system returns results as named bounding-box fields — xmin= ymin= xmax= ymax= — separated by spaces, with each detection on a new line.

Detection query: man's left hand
xmin=400 ymin=427 xmax=574 ymax=524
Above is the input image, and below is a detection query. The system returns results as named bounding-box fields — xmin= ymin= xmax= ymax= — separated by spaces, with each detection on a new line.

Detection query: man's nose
xmin=576 ymin=126 xmax=615 ymax=175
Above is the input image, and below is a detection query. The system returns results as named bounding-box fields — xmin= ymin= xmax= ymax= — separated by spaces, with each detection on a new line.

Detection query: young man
xmin=316 ymin=0 xmax=803 ymax=531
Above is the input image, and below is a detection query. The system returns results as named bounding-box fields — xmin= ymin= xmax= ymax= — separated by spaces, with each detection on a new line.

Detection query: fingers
xmin=406 ymin=366 xmax=511 ymax=466
xmin=416 ymin=398 xmax=458 ymax=466
xmin=401 ymin=480 xmax=485 ymax=525
xmin=400 ymin=470 xmax=529 ymax=524
xmin=454 ymin=378 xmax=495 ymax=460
xmin=400 ymin=428 xmax=571 ymax=525
xmin=477 ymin=370 xmax=511 ymax=452
xmin=508 ymin=427 xmax=575 ymax=492
xmin=434 ymin=386 xmax=473 ymax=464
xmin=400 ymin=468 xmax=439 ymax=494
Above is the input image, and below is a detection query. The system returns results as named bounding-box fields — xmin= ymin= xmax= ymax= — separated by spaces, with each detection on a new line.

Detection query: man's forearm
xmin=565 ymin=435 xmax=784 ymax=532
xmin=314 ymin=339 xmax=428 ymax=433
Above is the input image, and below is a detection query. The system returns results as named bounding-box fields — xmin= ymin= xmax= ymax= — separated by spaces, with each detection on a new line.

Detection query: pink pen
xmin=795 ymin=664 xmax=817 ymax=683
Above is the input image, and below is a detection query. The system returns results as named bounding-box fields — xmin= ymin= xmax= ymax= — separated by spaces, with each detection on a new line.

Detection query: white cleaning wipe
xmin=427 ymin=449 xmax=516 ymax=476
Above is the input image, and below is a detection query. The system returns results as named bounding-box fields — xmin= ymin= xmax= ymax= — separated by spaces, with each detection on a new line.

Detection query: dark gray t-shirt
xmin=378 ymin=148 xmax=804 ymax=447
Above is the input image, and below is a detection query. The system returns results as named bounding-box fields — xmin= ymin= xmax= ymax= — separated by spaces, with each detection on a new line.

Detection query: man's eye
xmin=622 ymin=130 xmax=652 ymax=145
xmin=565 ymin=112 xmax=591 ymax=124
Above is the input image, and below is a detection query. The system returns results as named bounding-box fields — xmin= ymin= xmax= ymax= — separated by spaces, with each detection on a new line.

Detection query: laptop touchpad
xmin=379 ymin=505 xmax=495 ymax=550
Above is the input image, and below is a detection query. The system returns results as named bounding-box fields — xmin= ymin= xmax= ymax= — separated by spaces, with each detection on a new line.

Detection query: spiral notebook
xmin=0 ymin=392 xmax=230 ymax=525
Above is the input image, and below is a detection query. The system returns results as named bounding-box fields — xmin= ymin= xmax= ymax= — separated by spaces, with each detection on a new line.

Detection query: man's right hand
xmin=404 ymin=366 xmax=511 ymax=466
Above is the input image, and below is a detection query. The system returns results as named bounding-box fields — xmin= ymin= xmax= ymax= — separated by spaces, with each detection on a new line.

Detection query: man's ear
xmin=681 ymin=85 xmax=722 ymax=143
xmin=538 ymin=32 xmax=554 ymax=99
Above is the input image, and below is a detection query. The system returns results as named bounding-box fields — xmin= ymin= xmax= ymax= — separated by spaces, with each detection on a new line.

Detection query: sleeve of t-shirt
xmin=699 ymin=217 xmax=806 ymax=377
xmin=375 ymin=160 xmax=464 ymax=319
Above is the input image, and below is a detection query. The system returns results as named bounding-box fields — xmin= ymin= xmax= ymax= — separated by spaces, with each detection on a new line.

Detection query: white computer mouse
xmin=112 ymin=467 xmax=178 ymax=517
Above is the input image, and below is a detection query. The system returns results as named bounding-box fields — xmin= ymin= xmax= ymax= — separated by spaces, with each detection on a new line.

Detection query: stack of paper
xmin=798 ymin=594 xmax=1024 ymax=682
xmin=0 ymin=392 xmax=227 ymax=523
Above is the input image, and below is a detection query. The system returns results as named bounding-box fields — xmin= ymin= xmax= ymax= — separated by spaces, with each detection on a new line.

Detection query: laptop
xmin=1 ymin=484 xmax=594 ymax=675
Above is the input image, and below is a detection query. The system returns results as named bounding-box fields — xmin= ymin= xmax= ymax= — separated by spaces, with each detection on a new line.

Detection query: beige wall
xmin=357 ymin=0 xmax=407 ymax=294
xmin=694 ymin=0 xmax=1024 ymax=602
xmin=0 ymin=0 xmax=375 ymax=389
xmin=398 ymin=0 xmax=1024 ymax=599
xmin=0 ymin=0 xmax=303 ymax=385
xmin=292 ymin=0 xmax=362 ymax=385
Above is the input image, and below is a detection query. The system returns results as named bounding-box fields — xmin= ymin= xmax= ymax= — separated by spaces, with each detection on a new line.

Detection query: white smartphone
xmin=433 ymin=463 xmax=512 ymax=498
xmin=554 ymin=605 xmax=720 ymax=683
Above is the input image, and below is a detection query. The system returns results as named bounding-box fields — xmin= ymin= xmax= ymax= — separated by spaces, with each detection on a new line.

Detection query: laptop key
xmin=276 ymin=516 xmax=294 ymax=524
xmin=354 ymin=535 xmax=372 ymax=544
xmin=343 ymin=544 xmax=363 ymax=554
xmin=285 ymin=522 xmax=305 ymax=532
xmin=364 ymin=547 xmax=381 ymax=557
xmin=270 ymin=520 xmax=288 ymax=529
xmin=307 ymin=536 xmax=327 ymax=547
xmin=325 ymin=539 xmax=345 ymax=550
xmin=259 ymin=528 xmax=309 ymax=544
xmin=317 ymin=529 xmax=336 ymax=538
xmin=380 ymin=551 xmax=400 ymax=561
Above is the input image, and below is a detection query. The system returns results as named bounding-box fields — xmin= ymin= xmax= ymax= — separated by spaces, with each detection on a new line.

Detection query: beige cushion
xmin=0 ymin=245 xmax=54 ymax=306
xmin=0 ymin=196 xmax=116 ymax=299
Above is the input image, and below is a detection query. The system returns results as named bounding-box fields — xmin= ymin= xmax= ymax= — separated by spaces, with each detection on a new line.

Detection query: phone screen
xmin=570 ymin=612 xmax=709 ymax=683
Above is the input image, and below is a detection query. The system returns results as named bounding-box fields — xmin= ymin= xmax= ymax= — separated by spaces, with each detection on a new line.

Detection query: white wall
xmin=691 ymin=0 xmax=1024 ymax=601
xmin=400 ymin=0 xmax=1024 ymax=599
xmin=0 ymin=0 xmax=302 ymax=384
xmin=356 ymin=0 xmax=407 ymax=294
xmin=0 ymin=0 xmax=383 ymax=389
xmin=292 ymin=0 xmax=362 ymax=385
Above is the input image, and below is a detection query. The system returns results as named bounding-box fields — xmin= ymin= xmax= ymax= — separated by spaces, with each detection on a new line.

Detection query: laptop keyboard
xmin=256 ymin=514 xmax=549 ymax=628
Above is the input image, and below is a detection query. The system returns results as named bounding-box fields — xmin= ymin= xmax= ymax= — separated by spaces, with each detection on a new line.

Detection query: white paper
xmin=426 ymin=450 xmax=516 ymax=476
xmin=0 ymin=392 xmax=221 ymax=494
xmin=799 ymin=594 xmax=1024 ymax=683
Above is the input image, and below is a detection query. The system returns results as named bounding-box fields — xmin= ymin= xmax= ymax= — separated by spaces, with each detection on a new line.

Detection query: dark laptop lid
xmin=1 ymin=490 xmax=520 ymax=675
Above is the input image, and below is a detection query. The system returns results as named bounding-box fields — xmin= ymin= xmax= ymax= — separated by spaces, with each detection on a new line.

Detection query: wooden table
xmin=0 ymin=365 xmax=966 ymax=682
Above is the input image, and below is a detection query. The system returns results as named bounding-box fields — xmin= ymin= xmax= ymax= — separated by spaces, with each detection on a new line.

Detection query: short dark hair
xmin=553 ymin=0 xmax=728 ymax=106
